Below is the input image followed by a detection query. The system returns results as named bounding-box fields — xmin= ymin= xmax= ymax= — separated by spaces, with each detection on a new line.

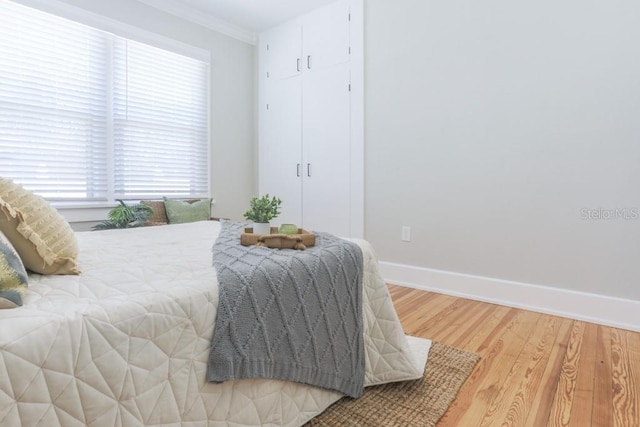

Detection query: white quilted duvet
xmin=0 ymin=221 xmax=430 ymax=426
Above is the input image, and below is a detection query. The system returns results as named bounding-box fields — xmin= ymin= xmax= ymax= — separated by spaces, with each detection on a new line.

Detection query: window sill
xmin=53 ymin=199 xmax=215 ymax=223
xmin=53 ymin=204 xmax=115 ymax=223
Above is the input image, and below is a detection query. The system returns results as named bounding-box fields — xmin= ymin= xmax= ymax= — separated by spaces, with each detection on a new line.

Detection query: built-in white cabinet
xmin=263 ymin=22 xmax=301 ymax=81
xmin=302 ymin=1 xmax=351 ymax=72
xmin=258 ymin=0 xmax=363 ymax=237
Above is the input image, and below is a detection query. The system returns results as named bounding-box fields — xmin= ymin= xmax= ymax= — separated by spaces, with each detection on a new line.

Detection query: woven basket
xmin=241 ymin=227 xmax=316 ymax=250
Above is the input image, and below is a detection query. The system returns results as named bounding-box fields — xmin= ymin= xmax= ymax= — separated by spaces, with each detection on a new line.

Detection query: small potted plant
xmin=243 ymin=194 xmax=282 ymax=235
xmin=92 ymin=200 xmax=154 ymax=230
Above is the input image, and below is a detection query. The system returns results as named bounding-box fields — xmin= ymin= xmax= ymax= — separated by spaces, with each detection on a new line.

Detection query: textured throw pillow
xmin=141 ymin=199 xmax=203 ymax=225
xmin=0 ymin=177 xmax=79 ymax=275
xmin=0 ymin=230 xmax=28 ymax=309
xmin=164 ymin=197 xmax=212 ymax=224
xmin=140 ymin=200 xmax=170 ymax=226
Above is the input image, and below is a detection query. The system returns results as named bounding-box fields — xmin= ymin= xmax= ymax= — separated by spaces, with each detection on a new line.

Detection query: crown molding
xmin=136 ymin=0 xmax=257 ymax=45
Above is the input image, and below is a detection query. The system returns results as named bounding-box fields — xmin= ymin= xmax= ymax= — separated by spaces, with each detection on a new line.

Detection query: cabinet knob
xmin=307 ymin=55 xmax=312 ymax=69
xmin=297 ymin=163 xmax=301 ymax=177
xmin=307 ymin=163 xmax=312 ymax=177
xmin=297 ymin=58 xmax=301 ymax=72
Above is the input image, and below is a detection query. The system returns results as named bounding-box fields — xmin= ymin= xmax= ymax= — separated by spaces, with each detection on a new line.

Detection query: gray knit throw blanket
xmin=207 ymin=221 xmax=365 ymax=398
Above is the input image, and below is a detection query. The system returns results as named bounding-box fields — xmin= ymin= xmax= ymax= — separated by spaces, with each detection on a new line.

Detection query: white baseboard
xmin=379 ymin=261 xmax=640 ymax=333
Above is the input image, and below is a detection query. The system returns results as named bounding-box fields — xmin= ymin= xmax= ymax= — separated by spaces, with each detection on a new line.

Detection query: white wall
xmin=365 ymin=0 xmax=640 ymax=301
xmin=16 ymin=0 xmax=256 ymax=225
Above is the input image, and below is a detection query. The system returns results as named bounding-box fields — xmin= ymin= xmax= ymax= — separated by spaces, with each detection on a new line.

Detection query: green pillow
xmin=0 ymin=230 xmax=28 ymax=309
xmin=163 ymin=198 xmax=212 ymax=224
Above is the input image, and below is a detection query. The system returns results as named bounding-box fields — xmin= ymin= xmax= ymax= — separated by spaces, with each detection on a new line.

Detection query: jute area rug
xmin=305 ymin=342 xmax=480 ymax=427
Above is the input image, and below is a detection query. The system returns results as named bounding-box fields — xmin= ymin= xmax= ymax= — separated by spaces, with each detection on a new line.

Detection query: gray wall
xmin=364 ymin=0 xmax=640 ymax=300
xmin=19 ymin=0 xmax=640 ymax=302
xmin=22 ymin=0 xmax=256 ymax=223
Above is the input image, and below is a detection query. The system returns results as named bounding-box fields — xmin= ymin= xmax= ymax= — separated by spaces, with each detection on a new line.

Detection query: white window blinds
xmin=0 ymin=1 xmax=209 ymax=201
xmin=0 ymin=1 xmax=109 ymax=200
xmin=113 ymin=40 xmax=209 ymax=198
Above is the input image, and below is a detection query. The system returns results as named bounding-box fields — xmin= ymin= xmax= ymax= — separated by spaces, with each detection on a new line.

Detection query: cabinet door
xmin=261 ymin=21 xmax=302 ymax=81
xmin=302 ymin=63 xmax=351 ymax=236
xmin=303 ymin=1 xmax=350 ymax=72
xmin=259 ymin=77 xmax=303 ymax=225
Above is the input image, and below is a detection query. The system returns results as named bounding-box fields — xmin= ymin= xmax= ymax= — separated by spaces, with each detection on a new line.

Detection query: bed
xmin=0 ymin=220 xmax=431 ymax=426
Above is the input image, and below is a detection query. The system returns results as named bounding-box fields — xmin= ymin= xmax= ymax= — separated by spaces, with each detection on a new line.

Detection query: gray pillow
xmin=163 ymin=198 xmax=212 ymax=224
xmin=0 ymin=230 xmax=28 ymax=309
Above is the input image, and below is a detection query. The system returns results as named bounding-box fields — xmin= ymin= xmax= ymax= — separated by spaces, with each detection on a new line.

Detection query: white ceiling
xmin=136 ymin=0 xmax=339 ymax=44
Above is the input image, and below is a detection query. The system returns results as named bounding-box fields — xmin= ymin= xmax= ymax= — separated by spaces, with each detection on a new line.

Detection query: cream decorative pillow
xmin=0 ymin=177 xmax=79 ymax=275
xmin=0 ymin=230 xmax=28 ymax=308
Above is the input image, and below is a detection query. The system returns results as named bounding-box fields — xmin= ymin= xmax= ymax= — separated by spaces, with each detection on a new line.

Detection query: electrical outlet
xmin=401 ymin=226 xmax=411 ymax=242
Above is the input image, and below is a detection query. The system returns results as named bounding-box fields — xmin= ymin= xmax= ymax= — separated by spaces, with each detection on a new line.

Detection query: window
xmin=0 ymin=1 xmax=209 ymax=202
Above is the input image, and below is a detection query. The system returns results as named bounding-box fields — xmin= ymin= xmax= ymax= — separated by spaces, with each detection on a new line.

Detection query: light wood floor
xmin=388 ymin=285 xmax=640 ymax=427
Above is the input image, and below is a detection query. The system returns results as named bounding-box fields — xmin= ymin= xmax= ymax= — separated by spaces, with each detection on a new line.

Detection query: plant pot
xmin=253 ymin=222 xmax=271 ymax=235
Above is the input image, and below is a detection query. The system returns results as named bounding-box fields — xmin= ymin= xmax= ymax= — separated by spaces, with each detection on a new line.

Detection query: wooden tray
xmin=241 ymin=227 xmax=316 ymax=250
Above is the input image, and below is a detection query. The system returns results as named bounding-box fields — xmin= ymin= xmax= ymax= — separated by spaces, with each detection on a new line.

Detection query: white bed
xmin=0 ymin=221 xmax=430 ymax=426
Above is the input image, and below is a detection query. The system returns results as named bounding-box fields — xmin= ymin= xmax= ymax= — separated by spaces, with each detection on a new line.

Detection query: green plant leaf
xmin=243 ymin=194 xmax=282 ymax=223
xmin=93 ymin=200 xmax=155 ymax=230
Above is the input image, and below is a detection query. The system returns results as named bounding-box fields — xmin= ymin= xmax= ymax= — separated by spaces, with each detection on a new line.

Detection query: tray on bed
xmin=241 ymin=227 xmax=316 ymax=249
